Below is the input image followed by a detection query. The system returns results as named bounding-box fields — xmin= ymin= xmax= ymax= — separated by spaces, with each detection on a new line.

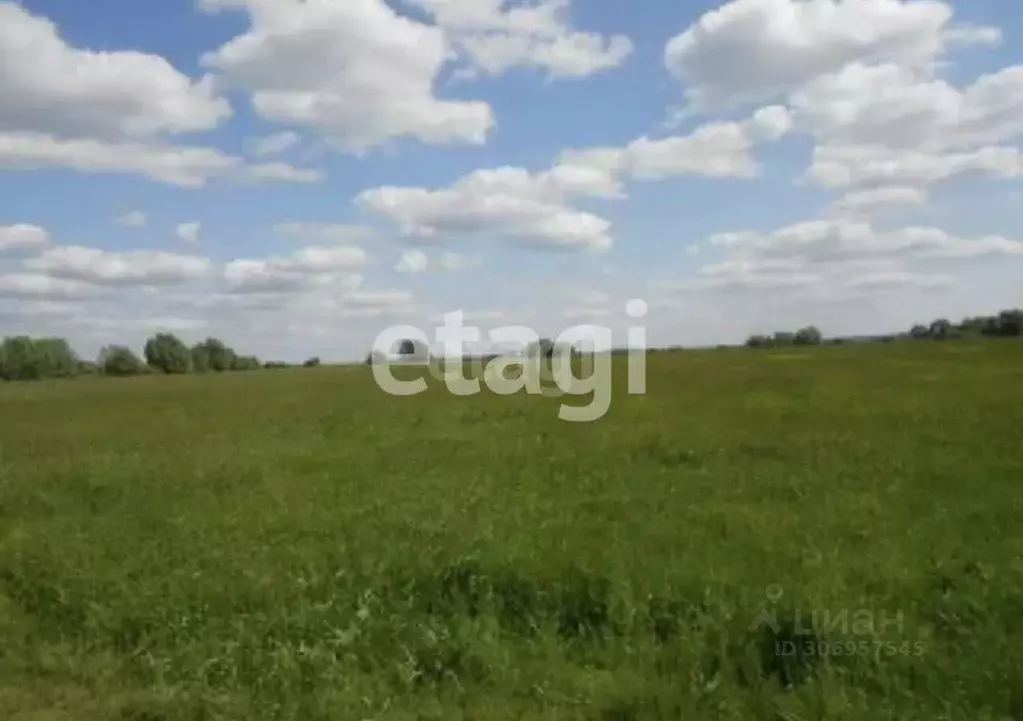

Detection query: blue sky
xmin=1 ymin=0 xmax=1022 ymax=361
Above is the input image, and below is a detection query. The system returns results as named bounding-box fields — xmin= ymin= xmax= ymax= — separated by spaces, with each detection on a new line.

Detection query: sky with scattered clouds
xmin=1 ymin=0 xmax=1022 ymax=361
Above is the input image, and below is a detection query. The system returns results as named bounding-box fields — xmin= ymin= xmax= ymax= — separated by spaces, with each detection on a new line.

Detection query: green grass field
xmin=2 ymin=341 xmax=1022 ymax=720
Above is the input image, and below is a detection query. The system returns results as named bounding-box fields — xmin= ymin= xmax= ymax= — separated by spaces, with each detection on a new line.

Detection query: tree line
xmin=743 ymin=308 xmax=1023 ymax=348
xmin=744 ymin=326 xmax=823 ymax=348
xmin=0 ymin=332 xmax=317 ymax=382
xmin=4 ymin=308 xmax=1021 ymax=381
xmin=907 ymin=308 xmax=1023 ymax=340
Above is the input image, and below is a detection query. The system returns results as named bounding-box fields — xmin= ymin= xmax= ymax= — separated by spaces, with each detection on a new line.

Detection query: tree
xmin=192 ymin=337 xmax=235 ymax=372
xmin=231 ymin=355 xmax=261 ymax=371
xmin=0 ymin=336 xmax=79 ymax=381
xmin=38 ymin=338 xmax=79 ymax=377
xmin=144 ymin=333 xmax=191 ymax=374
xmin=959 ymin=316 xmax=988 ymax=337
xmin=190 ymin=342 xmax=210 ymax=373
xmin=909 ymin=324 xmax=930 ymax=340
xmin=929 ymin=319 xmax=952 ymax=340
xmin=982 ymin=315 xmax=1004 ymax=336
xmin=793 ymin=326 xmax=823 ymax=346
xmin=0 ymin=336 xmax=45 ymax=380
xmin=997 ymin=309 xmax=1023 ymax=337
xmin=397 ymin=338 xmax=417 ymax=356
xmin=396 ymin=338 xmax=429 ymax=362
xmin=99 ymin=346 xmax=145 ymax=376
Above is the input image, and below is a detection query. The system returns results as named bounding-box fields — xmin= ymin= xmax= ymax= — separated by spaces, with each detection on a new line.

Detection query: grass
xmin=1 ymin=340 xmax=1022 ymax=720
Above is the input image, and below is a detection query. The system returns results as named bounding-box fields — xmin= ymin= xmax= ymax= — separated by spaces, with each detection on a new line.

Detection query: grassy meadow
xmin=1 ymin=340 xmax=1022 ymax=720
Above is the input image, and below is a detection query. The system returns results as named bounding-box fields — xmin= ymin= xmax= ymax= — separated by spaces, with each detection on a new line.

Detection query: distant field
xmin=2 ymin=341 xmax=1022 ymax=720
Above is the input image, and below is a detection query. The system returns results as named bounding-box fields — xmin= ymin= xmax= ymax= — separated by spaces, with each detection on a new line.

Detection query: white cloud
xmin=702 ymin=218 xmax=1023 ymax=269
xmin=844 ymin=269 xmax=955 ymax=289
xmin=827 ymin=186 xmax=929 ymax=217
xmin=408 ymin=0 xmax=632 ymax=79
xmin=223 ymin=245 xmax=367 ymax=293
xmin=395 ymin=249 xmax=429 ymax=275
xmin=249 ymin=131 xmax=301 ymax=156
xmin=341 ymin=289 xmax=414 ymax=308
xmin=663 ymin=0 xmax=998 ymax=110
xmin=0 ymin=224 xmax=51 ymax=253
xmin=0 ymin=132 xmax=326 ymax=187
xmin=560 ymin=105 xmax=792 ymax=181
xmin=78 ymin=314 xmax=209 ymax=334
xmin=176 ymin=221 xmax=201 ymax=246
xmin=0 ymin=300 xmax=84 ymax=318
xmin=200 ymin=0 xmax=494 ymax=151
xmin=0 ymin=272 xmax=103 ymax=300
xmin=394 ymin=248 xmax=478 ymax=274
xmin=0 ymin=132 xmax=239 ymax=186
xmin=435 ymin=250 xmax=477 ymax=272
xmin=807 ymin=143 xmax=1023 ymax=189
xmin=0 ymin=1 xmax=230 ymax=139
xmin=359 ymin=108 xmax=789 ymax=253
xmin=25 ymin=246 xmax=214 ymax=286
xmin=690 ymin=260 xmax=823 ymax=292
xmin=792 ymin=62 xmax=1023 ymax=151
xmin=244 ymin=162 xmax=324 ymax=183
xmin=116 ymin=211 xmax=147 ymax=228
xmin=357 ymin=165 xmax=615 ymax=252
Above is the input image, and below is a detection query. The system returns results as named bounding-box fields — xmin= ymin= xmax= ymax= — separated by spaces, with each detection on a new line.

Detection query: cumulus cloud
xmin=25 ymin=246 xmax=214 ymax=286
xmin=408 ymin=0 xmax=632 ymax=79
xmin=663 ymin=0 xmax=998 ymax=110
xmin=807 ymin=144 xmax=1023 ymax=189
xmin=359 ymin=107 xmax=790 ymax=253
xmin=827 ymin=186 xmax=929 ymax=217
xmin=394 ymin=249 xmax=478 ymax=274
xmin=395 ymin=249 xmax=429 ymax=275
xmin=341 ymin=289 xmax=414 ymax=308
xmin=0 ymin=224 xmax=51 ymax=254
xmin=0 ymin=272 xmax=104 ymax=300
xmin=223 ymin=245 xmax=367 ymax=293
xmin=658 ymin=0 xmax=1023 ymax=219
xmin=0 ymin=133 xmax=238 ymax=186
xmin=358 ymin=165 xmax=615 ymax=252
xmin=249 ymin=131 xmax=301 ymax=157
xmin=844 ymin=269 xmax=955 ymax=289
xmin=0 ymin=132 xmax=325 ymax=187
xmin=0 ymin=1 xmax=230 ymax=139
xmin=244 ymin=162 xmax=324 ymax=183
xmin=200 ymin=0 xmax=494 ymax=151
xmin=176 ymin=222 xmax=201 ymax=246
xmin=560 ymin=105 xmax=792 ymax=181
xmin=711 ymin=218 xmax=1023 ymax=265
xmin=792 ymin=62 xmax=1023 ymax=151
